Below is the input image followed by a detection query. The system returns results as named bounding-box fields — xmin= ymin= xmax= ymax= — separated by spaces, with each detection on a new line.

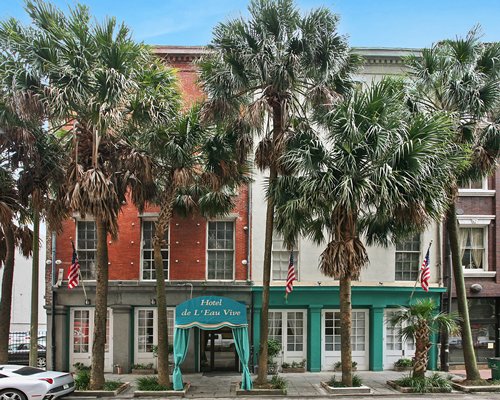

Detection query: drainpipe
xmin=50 ymin=231 xmax=57 ymax=371
xmin=246 ymin=182 xmax=254 ymax=368
xmin=440 ymin=221 xmax=453 ymax=372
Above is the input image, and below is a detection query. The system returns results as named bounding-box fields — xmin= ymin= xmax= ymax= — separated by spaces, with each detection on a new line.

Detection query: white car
xmin=0 ymin=365 xmax=74 ymax=400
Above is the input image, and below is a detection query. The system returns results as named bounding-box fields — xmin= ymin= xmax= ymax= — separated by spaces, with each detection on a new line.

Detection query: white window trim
xmin=271 ymin=235 xmax=300 ymax=282
xmin=206 ymin=219 xmax=236 ymax=281
xmin=394 ymin=234 xmax=421 ymax=282
xmin=268 ymin=309 xmax=307 ymax=362
xmin=457 ymin=218 xmax=492 ymax=273
xmin=75 ymin=218 xmax=97 ymax=282
xmin=140 ymin=218 xmax=170 ymax=281
xmin=458 ymin=177 xmax=493 ymax=196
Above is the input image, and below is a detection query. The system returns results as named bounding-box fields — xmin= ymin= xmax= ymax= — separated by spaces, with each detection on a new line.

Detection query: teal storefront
xmin=252 ymin=286 xmax=445 ymax=372
xmin=173 ymin=296 xmax=252 ymax=390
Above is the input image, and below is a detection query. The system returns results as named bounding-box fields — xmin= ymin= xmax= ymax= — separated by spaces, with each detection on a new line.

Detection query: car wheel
xmin=37 ymin=356 xmax=47 ymax=369
xmin=0 ymin=389 xmax=27 ymax=400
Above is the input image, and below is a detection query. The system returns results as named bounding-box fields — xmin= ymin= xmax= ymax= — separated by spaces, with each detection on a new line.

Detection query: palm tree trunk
xmin=90 ymin=218 xmax=109 ymax=389
xmin=29 ymin=208 xmax=40 ymax=367
xmin=339 ymin=275 xmax=352 ymax=386
xmin=257 ymin=104 xmax=281 ymax=385
xmin=412 ymin=323 xmax=430 ymax=378
xmin=0 ymin=224 xmax=15 ymax=364
xmin=446 ymin=203 xmax=481 ymax=381
xmin=153 ymin=187 xmax=175 ymax=388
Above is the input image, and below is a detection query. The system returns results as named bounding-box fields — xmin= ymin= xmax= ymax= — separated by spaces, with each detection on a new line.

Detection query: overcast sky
xmin=1 ymin=0 xmax=499 ymax=49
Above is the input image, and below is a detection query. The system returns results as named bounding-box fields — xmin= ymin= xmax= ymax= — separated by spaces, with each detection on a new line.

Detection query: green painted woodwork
xmin=251 ymin=286 xmax=444 ymax=372
xmin=369 ymin=307 xmax=384 ymax=371
xmin=308 ymin=305 xmax=322 ymax=372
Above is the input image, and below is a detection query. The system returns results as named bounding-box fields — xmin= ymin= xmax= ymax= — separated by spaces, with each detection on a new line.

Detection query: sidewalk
xmin=66 ymin=369 xmax=489 ymax=399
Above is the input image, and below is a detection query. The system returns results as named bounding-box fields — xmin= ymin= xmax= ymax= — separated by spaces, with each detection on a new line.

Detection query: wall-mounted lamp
xmin=85 ymin=299 xmax=91 ymax=305
xmin=150 ymin=298 xmax=157 ymax=305
xmin=241 ymin=260 xmax=248 ymax=265
xmin=470 ymin=283 xmax=483 ymax=294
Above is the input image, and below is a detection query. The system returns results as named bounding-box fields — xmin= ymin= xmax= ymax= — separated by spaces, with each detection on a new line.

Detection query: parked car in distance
xmin=8 ymin=344 xmax=47 ymax=369
xmin=0 ymin=365 xmax=74 ymax=400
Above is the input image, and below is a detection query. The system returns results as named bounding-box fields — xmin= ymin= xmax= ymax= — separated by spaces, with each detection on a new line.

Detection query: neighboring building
xmin=0 ymin=222 xmax=47 ymax=333
xmin=45 ymin=46 xmax=494 ymax=374
xmin=446 ymin=173 xmax=500 ymax=365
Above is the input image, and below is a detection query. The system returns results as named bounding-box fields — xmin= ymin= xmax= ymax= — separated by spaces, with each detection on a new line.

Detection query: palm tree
xmin=273 ymin=78 xmax=460 ymax=386
xmin=1 ymin=0 xmax=179 ymax=388
xmin=199 ymin=0 xmax=357 ymax=383
xmin=0 ymin=162 xmax=33 ymax=363
xmin=390 ymin=299 xmax=459 ymax=378
xmin=140 ymin=105 xmax=249 ymax=387
xmin=406 ymin=28 xmax=500 ymax=381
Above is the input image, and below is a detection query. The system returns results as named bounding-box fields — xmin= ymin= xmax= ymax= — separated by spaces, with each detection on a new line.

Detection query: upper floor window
xmin=76 ymin=221 xmax=97 ymax=280
xmin=207 ymin=221 xmax=234 ymax=280
xmin=460 ymin=227 xmax=486 ymax=270
xmin=395 ymin=234 xmax=420 ymax=281
xmin=141 ymin=220 xmax=169 ymax=281
xmin=272 ymin=232 xmax=298 ymax=281
xmin=460 ymin=179 xmax=485 ymax=190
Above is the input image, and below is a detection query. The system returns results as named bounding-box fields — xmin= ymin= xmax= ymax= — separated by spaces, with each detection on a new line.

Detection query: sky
xmin=0 ymin=0 xmax=499 ymax=49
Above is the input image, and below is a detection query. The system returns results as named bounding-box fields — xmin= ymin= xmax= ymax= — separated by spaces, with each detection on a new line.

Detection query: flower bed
xmin=73 ymin=382 xmax=130 ymax=397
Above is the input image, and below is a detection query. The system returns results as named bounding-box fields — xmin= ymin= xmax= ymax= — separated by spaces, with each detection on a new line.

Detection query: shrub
xmin=328 ymin=374 xmax=363 ymax=388
xmin=334 ymin=361 xmax=357 ymax=369
xmin=132 ymin=363 xmax=154 ymax=370
xmin=395 ymin=358 xmax=414 ymax=368
xmin=281 ymin=362 xmax=290 ymax=369
xmin=73 ymin=362 xmax=90 ymax=372
xmin=74 ymin=369 xmax=91 ymax=391
xmin=267 ymin=339 xmax=282 ymax=359
xmin=136 ymin=376 xmax=172 ymax=391
xmin=270 ymin=374 xmax=287 ymax=391
xmin=103 ymin=381 xmax=122 ymax=391
xmin=395 ymin=373 xmax=451 ymax=393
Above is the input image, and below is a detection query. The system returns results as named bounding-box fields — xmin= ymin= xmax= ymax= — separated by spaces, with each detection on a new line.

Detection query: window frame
xmin=140 ymin=218 xmax=170 ymax=281
xmin=206 ymin=219 xmax=235 ymax=281
xmin=134 ymin=307 xmax=175 ymax=363
xmin=457 ymin=216 xmax=494 ymax=276
xmin=75 ymin=219 xmax=97 ymax=281
xmin=458 ymin=177 xmax=495 ymax=197
xmin=394 ymin=234 xmax=421 ymax=282
xmin=271 ymin=232 xmax=299 ymax=282
xmin=268 ymin=309 xmax=307 ymax=362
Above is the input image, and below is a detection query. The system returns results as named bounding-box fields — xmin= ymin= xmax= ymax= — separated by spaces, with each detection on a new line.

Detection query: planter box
xmin=131 ymin=369 xmax=156 ymax=375
xmin=333 ymin=367 xmax=357 ymax=372
xmin=451 ymin=381 xmax=500 ymax=393
xmin=321 ymin=381 xmax=371 ymax=395
xmin=393 ymin=366 xmax=413 ymax=372
xmin=73 ymin=382 xmax=130 ymax=397
xmin=282 ymin=367 xmax=306 ymax=373
xmin=386 ymin=380 xmax=451 ymax=393
xmin=133 ymin=382 xmax=191 ymax=397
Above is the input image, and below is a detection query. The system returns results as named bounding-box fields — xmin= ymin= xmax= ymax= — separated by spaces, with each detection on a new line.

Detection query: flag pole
xmin=78 ymin=269 xmax=89 ymax=304
xmin=409 ymin=240 xmax=433 ymax=302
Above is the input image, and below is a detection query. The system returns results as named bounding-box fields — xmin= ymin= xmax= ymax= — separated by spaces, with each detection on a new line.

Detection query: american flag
xmin=285 ymin=251 xmax=296 ymax=295
xmin=420 ymin=247 xmax=431 ymax=292
xmin=68 ymin=241 xmax=80 ymax=289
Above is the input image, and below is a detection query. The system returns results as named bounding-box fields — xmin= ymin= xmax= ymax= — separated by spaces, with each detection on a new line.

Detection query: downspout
xmin=50 ymin=231 xmax=57 ymax=371
xmin=246 ymin=182 xmax=254 ymax=369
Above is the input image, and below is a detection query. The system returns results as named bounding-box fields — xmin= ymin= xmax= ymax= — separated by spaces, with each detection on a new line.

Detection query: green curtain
xmin=172 ymin=328 xmax=190 ymax=391
xmin=232 ymin=327 xmax=253 ymax=390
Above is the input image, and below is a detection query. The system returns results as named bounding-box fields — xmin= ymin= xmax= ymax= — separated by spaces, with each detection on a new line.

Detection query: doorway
xmin=200 ymin=327 xmax=239 ymax=372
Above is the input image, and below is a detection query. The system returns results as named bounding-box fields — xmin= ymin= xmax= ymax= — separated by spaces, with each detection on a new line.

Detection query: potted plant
xmin=334 ymin=361 xmax=357 ymax=372
xmin=131 ymin=363 xmax=156 ymax=375
xmin=394 ymin=358 xmax=414 ymax=372
xmin=281 ymin=359 xmax=306 ymax=373
xmin=267 ymin=339 xmax=281 ymax=374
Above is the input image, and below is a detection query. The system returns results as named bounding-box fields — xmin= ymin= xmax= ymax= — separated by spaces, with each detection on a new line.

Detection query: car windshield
xmin=13 ymin=367 xmax=45 ymax=376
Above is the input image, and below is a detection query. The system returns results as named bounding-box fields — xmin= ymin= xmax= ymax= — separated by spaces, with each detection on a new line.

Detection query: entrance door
xmin=70 ymin=308 xmax=113 ymax=372
xmin=200 ymin=328 xmax=238 ymax=372
xmin=383 ymin=309 xmax=415 ymax=369
xmin=322 ymin=309 xmax=369 ymax=370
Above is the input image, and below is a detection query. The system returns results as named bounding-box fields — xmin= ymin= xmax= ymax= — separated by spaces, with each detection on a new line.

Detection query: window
xmin=272 ymin=232 xmax=298 ymax=281
xmin=324 ymin=311 xmax=366 ymax=351
xmin=137 ymin=309 xmax=155 ymax=353
xmin=73 ymin=310 xmax=90 ymax=353
xmin=385 ymin=310 xmax=414 ymax=352
xmin=395 ymin=235 xmax=420 ymax=281
xmin=460 ymin=227 xmax=485 ymax=270
xmin=460 ymin=179 xmax=486 ymax=190
xmin=207 ymin=221 xmax=234 ymax=280
xmin=141 ymin=220 xmax=169 ymax=280
xmin=76 ymin=221 xmax=97 ymax=280
xmin=268 ymin=310 xmax=306 ymax=361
